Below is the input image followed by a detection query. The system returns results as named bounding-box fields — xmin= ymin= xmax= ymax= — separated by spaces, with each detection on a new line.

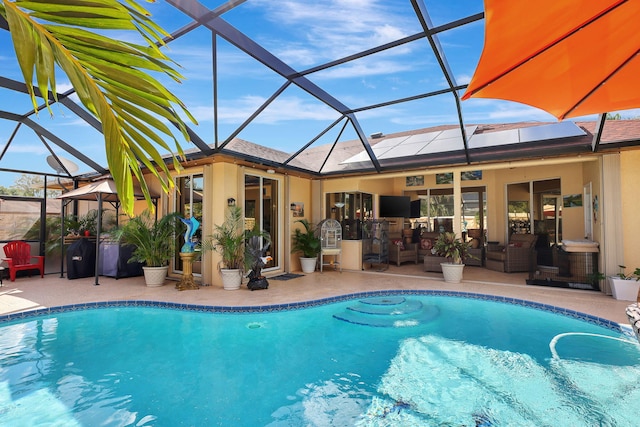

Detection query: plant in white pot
xmin=433 ymin=232 xmax=469 ymax=284
xmin=201 ymin=206 xmax=245 ymax=290
xmin=114 ymin=210 xmax=181 ymax=287
xmin=608 ymin=265 xmax=640 ymax=302
xmin=291 ymin=219 xmax=321 ymax=274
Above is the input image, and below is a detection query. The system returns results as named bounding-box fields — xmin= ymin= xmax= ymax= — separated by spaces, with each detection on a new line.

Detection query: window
xmin=325 ymin=192 xmax=373 ymax=240
xmin=507 ymin=178 xmax=562 ymax=244
xmin=408 ymin=187 xmax=486 ymax=240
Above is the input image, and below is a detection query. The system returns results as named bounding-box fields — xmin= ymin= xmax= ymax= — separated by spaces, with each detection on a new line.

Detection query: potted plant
xmin=113 ymin=210 xmax=181 ymax=287
xmin=608 ymin=265 xmax=640 ymax=301
xmin=291 ymin=219 xmax=321 ymax=274
xmin=433 ymin=232 xmax=469 ymax=283
xmin=201 ymin=206 xmax=245 ymax=290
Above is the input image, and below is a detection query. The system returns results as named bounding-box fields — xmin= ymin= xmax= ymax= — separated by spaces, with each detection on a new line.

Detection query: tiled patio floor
xmin=0 ymin=263 xmax=633 ymax=325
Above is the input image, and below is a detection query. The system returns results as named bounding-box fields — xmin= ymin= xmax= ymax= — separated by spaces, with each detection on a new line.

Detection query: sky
xmin=0 ymin=0 xmax=637 ymax=188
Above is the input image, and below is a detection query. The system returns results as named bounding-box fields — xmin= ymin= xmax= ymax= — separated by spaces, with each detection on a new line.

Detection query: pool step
xmin=334 ymin=296 xmax=439 ymax=327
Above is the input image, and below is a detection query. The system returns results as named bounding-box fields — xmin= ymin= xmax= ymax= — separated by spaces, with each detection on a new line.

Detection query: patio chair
xmin=2 ymin=241 xmax=45 ymax=282
xmin=485 ymin=234 xmax=537 ymax=273
xmin=389 ymin=238 xmax=418 ymax=266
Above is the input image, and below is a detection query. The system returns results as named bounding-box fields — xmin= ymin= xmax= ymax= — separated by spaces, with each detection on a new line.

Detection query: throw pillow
xmin=420 ymin=238 xmax=433 ymax=250
xmin=392 ymin=239 xmax=405 ymax=250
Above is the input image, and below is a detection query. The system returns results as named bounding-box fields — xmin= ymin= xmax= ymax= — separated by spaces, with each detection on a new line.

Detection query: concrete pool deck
xmin=0 ymin=264 xmax=633 ymax=325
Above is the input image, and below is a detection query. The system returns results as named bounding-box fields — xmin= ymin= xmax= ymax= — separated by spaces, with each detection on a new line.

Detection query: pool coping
xmin=0 ymin=289 xmax=628 ymax=334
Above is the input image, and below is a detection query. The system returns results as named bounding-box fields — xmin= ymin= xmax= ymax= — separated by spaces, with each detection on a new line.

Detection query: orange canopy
xmin=462 ymin=0 xmax=640 ymax=120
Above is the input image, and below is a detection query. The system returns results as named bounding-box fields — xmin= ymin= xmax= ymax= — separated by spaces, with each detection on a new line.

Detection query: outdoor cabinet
xmin=362 ymin=219 xmax=389 ymax=270
xmin=99 ymin=241 xmax=144 ymax=279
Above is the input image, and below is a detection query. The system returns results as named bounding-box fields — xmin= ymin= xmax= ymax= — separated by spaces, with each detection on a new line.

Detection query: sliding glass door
xmin=244 ymin=174 xmax=279 ymax=271
xmin=174 ymin=174 xmax=203 ymax=274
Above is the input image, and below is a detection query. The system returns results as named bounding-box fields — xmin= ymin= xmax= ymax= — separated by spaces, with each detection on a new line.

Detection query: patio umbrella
xmin=462 ymin=0 xmax=640 ymax=120
xmin=59 ymin=179 xmax=158 ymax=286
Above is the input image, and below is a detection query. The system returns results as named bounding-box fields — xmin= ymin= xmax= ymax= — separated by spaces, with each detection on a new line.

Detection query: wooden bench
xmin=2 ymin=241 xmax=44 ymax=282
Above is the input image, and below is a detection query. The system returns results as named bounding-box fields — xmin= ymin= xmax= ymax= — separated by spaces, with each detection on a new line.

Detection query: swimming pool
xmin=1 ymin=291 xmax=638 ymax=426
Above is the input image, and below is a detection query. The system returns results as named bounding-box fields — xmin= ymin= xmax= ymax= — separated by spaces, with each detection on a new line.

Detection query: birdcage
xmin=319 ymin=219 xmax=342 ymax=272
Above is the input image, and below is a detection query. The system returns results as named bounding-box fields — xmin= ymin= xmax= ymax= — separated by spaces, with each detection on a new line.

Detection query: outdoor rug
xmin=270 ymin=273 xmax=304 ymax=281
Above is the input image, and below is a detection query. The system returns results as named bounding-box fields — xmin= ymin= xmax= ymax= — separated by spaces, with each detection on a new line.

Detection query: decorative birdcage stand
xmin=319 ymin=219 xmax=342 ymax=272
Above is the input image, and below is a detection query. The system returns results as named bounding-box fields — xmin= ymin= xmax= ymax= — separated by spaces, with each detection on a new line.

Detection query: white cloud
xmin=5 ymin=144 xmax=50 ymax=155
xmin=275 ymin=46 xmax=318 ymax=67
xmin=390 ymin=113 xmax=459 ymax=126
xmin=55 ymin=82 xmax=74 ymax=93
xmin=462 ymin=99 xmax=556 ymax=123
xmin=188 ymin=104 xmax=217 ymax=124
xmin=167 ymin=46 xmax=215 ymax=81
xmin=312 ymin=59 xmax=414 ymax=80
xmin=456 ymin=73 xmax=473 ymax=86
xmin=250 ymin=0 xmax=418 ymax=67
xmin=198 ymin=95 xmax=339 ymax=125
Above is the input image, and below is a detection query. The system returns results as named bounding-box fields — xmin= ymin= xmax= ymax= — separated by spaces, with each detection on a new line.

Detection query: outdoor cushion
xmin=486 ymin=251 xmax=506 ymax=261
xmin=509 ymin=233 xmax=536 ymax=248
xmin=392 ymin=239 xmax=405 ymax=250
xmin=420 ymin=238 xmax=433 ymax=250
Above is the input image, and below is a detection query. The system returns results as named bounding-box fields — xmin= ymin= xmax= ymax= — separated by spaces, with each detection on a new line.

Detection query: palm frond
xmin=1 ymin=0 xmax=196 ymax=215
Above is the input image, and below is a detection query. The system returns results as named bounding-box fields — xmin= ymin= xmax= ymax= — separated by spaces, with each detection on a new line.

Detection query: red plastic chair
xmin=2 ymin=241 xmax=45 ymax=282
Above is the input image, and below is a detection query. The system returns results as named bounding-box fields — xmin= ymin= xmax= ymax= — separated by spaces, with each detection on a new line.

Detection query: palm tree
xmin=0 ymin=0 xmax=195 ymax=216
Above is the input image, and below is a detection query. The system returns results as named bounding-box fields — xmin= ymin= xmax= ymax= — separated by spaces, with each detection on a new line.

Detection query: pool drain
xmin=247 ymin=322 xmax=264 ymax=329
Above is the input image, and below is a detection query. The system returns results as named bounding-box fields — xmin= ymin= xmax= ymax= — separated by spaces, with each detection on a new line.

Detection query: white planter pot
xmin=608 ymin=277 xmax=640 ymax=301
xmin=220 ymin=268 xmax=242 ymax=290
xmin=143 ymin=266 xmax=168 ymax=287
xmin=300 ymin=257 xmax=317 ymax=274
xmin=441 ymin=263 xmax=465 ymax=284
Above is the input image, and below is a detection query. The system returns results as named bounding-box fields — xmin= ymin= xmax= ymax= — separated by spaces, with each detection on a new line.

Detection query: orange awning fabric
xmin=462 ymin=0 xmax=640 ymax=120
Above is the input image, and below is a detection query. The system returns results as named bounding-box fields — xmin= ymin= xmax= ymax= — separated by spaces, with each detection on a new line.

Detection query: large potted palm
xmin=433 ymin=232 xmax=469 ymax=284
xmin=114 ymin=210 xmax=181 ymax=287
xmin=202 ymin=206 xmax=245 ymax=290
xmin=291 ymin=219 xmax=321 ymax=274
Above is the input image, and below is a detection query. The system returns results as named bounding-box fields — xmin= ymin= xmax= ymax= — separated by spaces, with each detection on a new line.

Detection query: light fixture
xmin=227 ymin=198 xmax=236 ymax=207
xmin=267 ymin=169 xmax=275 ymax=174
xmin=334 ymin=202 xmax=345 ymax=208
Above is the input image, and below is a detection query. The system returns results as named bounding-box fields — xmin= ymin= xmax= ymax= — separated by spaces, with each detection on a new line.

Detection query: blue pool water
xmin=1 ymin=292 xmax=639 ymax=426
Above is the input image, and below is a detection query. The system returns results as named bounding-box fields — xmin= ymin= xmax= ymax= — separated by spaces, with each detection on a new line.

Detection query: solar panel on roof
xmin=341 ymin=122 xmax=585 ymax=164
xmin=468 ymin=129 xmax=519 ymax=149
xmin=378 ymin=143 xmax=429 ymax=158
xmin=372 ymin=136 xmax=410 ymax=148
xmin=519 ymin=121 xmax=585 ymax=142
xmin=418 ymin=136 xmax=465 ymax=154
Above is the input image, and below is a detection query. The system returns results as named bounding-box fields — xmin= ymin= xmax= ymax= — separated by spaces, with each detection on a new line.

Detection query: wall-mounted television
xmin=379 ymin=195 xmax=411 ymax=218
